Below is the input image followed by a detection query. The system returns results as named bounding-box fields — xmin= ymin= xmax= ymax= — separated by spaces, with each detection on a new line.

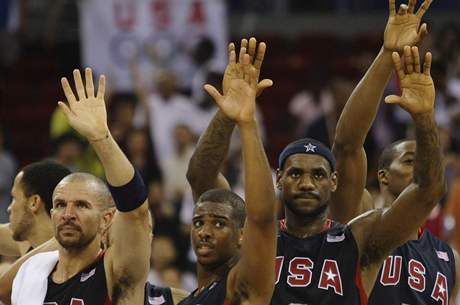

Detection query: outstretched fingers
xmin=416 ymin=0 xmax=433 ymax=18
xmin=239 ymin=38 xmax=248 ymax=63
xmin=423 ymin=52 xmax=432 ymax=76
xmin=228 ymin=43 xmax=236 ymax=65
xmin=392 ymin=52 xmax=406 ymax=81
xmin=73 ymin=69 xmax=87 ymax=101
xmin=57 ymin=101 xmax=73 ymax=119
xmin=61 ymin=77 xmax=77 ymax=107
xmin=85 ymin=68 xmax=95 ymax=98
xmin=398 ymin=3 xmax=408 ymax=15
xmin=254 ymin=42 xmax=266 ymax=72
xmin=248 ymin=37 xmax=257 ymax=63
xmin=385 ymin=95 xmax=404 ymax=105
xmin=96 ymin=75 xmax=106 ymax=100
xmin=242 ymin=53 xmax=251 ymax=84
xmin=407 ymin=0 xmax=416 ymax=13
xmin=412 ymin=46 xmax=421 ymax=73
xmin=389 ymin=0 xmax=396 ymax=16
xmin=404 ymin=46 xmax=414 ymax=74
xmin=237 ymin=48 xmax=247 ymax=78
xmin=204 ymin=84 xmax=224 ymax=105
xmin=416 ymin=23 xmax=429 ymax=43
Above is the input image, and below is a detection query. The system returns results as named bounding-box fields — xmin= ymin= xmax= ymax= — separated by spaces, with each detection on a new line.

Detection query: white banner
xmin=79 ymin=0 xmax=228 ymax=91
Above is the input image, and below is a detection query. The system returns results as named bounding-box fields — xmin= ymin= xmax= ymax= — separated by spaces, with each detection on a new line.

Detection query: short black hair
xmin=21 ymin=160 xmax=71 ymax=215
xmin=378 ymin=139 xmax=412 ymax=170
xmin=196 ymin=189 xmax=246 ymax=228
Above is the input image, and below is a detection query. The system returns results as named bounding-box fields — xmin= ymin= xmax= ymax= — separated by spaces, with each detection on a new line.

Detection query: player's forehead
xmin=193 ymin=201 xmax=233 ymax=219
xmin=53 ymin=179 xmax=100 ymax=205
xmin=12 ymin=171 xmax=24 ymax=193
xmin=393 ymin=140 xmax=416 ymax=159
xmin=283 ymin=154 xmax=330 ymax=172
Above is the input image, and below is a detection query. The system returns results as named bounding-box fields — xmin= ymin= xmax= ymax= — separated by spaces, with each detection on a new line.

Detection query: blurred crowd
xmin=1 ymin=0 xmax=460 ymax=293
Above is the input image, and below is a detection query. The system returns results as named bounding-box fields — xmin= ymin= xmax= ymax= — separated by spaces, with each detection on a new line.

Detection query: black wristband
xmin=108 ymin=169 xmax=148 ymax=212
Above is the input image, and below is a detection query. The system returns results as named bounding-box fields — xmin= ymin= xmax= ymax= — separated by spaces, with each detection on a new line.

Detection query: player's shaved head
xmin=53 ymin=173 xmax=114 ymax=210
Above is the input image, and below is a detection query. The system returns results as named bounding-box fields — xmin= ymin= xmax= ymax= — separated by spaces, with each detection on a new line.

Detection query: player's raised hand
xmin=222 ymin=37 xmax=273 ymax=97
xmin=205 ymin=48 xmax=258 ymax=125
xmin=58 ymin=68 xmax=109 ymax=141
xmin=385 ymin=46 xmax=435 ymax=115
xmin=384 ymin=0 xmax=432 ymax=52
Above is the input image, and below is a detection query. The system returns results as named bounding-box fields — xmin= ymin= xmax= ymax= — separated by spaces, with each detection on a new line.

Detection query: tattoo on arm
xmin=412 ymin=113 xmax=443 ymax=189
xmin=195 ymin=112 xmax=234 ymax=168
xmin=187 ymin=111 xmax=235 ymax=191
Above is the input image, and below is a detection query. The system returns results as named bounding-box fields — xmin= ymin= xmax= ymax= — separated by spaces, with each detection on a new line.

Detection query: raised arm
xmin=186 ymin=38 xmax=272 ymax=201
xmin=331 ymin=0 xmax=431 ymax=223
xmin=352 ymin=47 xmax=444 ymax=275
xmin=59 ymin=69 xmax=150 ymax=299
xmin=206 ymin=47 xmax=276 ymax=304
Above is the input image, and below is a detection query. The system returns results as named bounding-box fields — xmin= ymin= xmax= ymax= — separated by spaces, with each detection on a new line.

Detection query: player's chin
xmin=57 ymin=234 xmax=82 ymax=247
xmin=291 ymin=200 xmax=328 ymax=217
xmin=196 ymin=254 xmax=221 ymax=267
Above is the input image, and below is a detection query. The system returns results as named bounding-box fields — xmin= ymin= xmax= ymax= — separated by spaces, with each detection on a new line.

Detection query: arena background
xmin=0 ymin=0 xmax=460 ymax=300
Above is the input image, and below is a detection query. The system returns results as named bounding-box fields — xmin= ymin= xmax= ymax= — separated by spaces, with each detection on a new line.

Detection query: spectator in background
xmin=304 ymin=75 xmax=355 ymax=147
xmin=288 ymin=68 xmax=333 ymax=138
xmin=42 ymin=0 xmax=80 ymax=76
xmin=447 ymin=50 xmax=460 ymax=101
xmin=124 ymin=128 xmax=162 ymax=186
xmin=51 ymin=132 xmax=85 ymax=172
xmin=135 ymin=70 xmax=203 ymax=169
xmin=190 ymin=37 xmax=217 ymax=102
xmin=50 ymin=108 xmax=104 ymax=178
xmin=0 ymin=128 xmax=16 ymax=223
xmin=108 ymin=92 xmax=138 ymax=144
xmin=148 ymin=235 xmax=182 ymax=289
xmin=163 ymin=124 xmax=196 ymax=213
xmin=434 ymin=22 xmax=460 ymax=63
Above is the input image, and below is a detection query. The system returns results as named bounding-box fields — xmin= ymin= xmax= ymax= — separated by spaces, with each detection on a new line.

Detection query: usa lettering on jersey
xmin=380 ymin=255 xmax=449 ymax=304
xmin=275 ymin=256 xmax=343 ymax=295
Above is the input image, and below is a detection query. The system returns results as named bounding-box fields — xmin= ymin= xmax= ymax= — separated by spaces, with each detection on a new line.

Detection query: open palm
xmin=205 ymin=51 xmax=258 ymax=124
xmin=386 ymin=46 xmax=434 ymax=115
xmin=384 ymin=0 xmax=432 ymax=52
xmin=58 ymin=68 xmax=109 ymax=141
xmin=222 ymin=38 xmax=272 ymax=97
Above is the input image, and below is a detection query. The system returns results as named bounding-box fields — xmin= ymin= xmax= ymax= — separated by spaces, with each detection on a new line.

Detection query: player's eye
xmin=289 ymin=170 xmax=302 ymax=178
xmin=313 ymin=171 xmax=325 ymax=180
xmin=55 ymin=201 xmax=66 ymax=208
xmin=193 ymin=220 xmax=203 ymax=228
xmin=215 ymin=221 xmax=225 ymax=228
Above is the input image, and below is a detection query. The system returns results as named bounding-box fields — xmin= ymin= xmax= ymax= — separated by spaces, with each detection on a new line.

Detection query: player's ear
xmin=378 ymin=169 xmax=389 ymax=186
xmin=330 ymin=171 xmax=338 ymax=192
xmin=238 ymin=228 xmax=244 ymax=247
xmin=276 ymin=169 xmax=282 ymax=190
xmin=27 ymin=194 xmax=42 ymax=213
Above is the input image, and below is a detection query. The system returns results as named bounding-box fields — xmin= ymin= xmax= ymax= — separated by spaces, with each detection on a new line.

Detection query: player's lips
xmin=294 ymin=192 xmax=320 ymax=200
xmin=196 ymin=242 xmax=215 ymax=255
xmin=58 ymin=223 xmax=81 ymax=232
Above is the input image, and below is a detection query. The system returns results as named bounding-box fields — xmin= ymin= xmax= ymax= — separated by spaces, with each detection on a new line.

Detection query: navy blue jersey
xmin=369 ymin=229 xmax=456 ymax=305
xmin=144 ymin=282 xmax=174 ymax=305
xmin=178 ymin=274 xmax=228 ymax=305
xmin=271 ymin=220 xmax=366 ymax=305
xmin=44 ymin=253 xmax=111 ymax=305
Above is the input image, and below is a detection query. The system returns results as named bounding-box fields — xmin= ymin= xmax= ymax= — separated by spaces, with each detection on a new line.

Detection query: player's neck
xmin=284 ymin=208 xmax=329 ymax=239
xmin=381 ymin=190 xmax=396 ymax=209
xmin=196 ymin=254 xmax=239 ymax=292
xmin=54 ymin=237 xmax=102 ymax=283
xmin=27 ymin=215 xmax=53 ymax=248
